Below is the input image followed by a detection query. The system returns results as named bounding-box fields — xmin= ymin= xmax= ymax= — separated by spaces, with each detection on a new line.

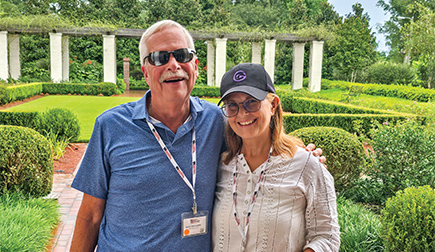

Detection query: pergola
xmin=0 ymin=27 xmax=325 ymax=92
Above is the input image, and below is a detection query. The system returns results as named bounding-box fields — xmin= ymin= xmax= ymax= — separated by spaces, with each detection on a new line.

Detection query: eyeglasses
xmin=221 ymin=99 xmax=261 ymax=118
xmin=144 ymin=48 xmax=196 ymax=66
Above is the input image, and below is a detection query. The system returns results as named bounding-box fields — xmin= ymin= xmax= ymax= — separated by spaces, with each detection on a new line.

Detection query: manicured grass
xmin=0 ymin=193 xmax=60 ymax=252
xmin=5 ymin=95 xmax=220 ymax=142
xmin=5 ymin=96 xmax=141 ymax=141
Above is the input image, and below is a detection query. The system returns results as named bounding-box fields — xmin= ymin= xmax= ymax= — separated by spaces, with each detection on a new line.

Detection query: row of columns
xmin=0 ymin=31 xmax=324 ymax=92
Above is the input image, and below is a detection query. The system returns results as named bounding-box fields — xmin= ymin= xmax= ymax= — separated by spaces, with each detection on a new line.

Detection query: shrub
xmin=337 ymin=196 xmax=384 ymax=252
xmin=0 ymin=126 xmax=53 ymax=197
xmin=366 ymin=61 xmax=417 ymax=85
xmin=290 ymin=126 xmax=365 ymax=191
xmin=37 ymin=108 xmax=80 ymax=142
xmin=98 ymin=82 xmax=120 ymax=96
xmin=380 ymin=186 xmax=435 ymax=251
xmin=365 ymin=120 xmax=435 ymax=204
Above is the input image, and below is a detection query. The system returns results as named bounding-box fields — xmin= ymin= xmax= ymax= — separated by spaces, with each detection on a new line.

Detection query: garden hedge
xmin=380 ymin=186 xmax=435 ymax=251
xmin=321 ymin=79 xmax=435 ymax=102
xmin=0 ymin=82 xmax=120 ymax=106
xmin=290 ymin=126 xmax=365 ymax=191
xmin=0 ymin=125 xmax=53 ymax=197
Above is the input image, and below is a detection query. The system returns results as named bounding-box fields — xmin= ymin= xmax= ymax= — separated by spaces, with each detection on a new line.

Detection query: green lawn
xmin=5 ymin=95 xmax=220 ymax=142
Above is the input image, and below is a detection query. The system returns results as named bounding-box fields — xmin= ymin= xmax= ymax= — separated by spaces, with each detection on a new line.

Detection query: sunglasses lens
xmin=146 ymin=49 xmax=195 ymax=66
xmin=221 ymin=103 xmax=238 ymax=117
xmin=244 ymin=100 xmax=260 ymax=112
xmin=173 ymin=49 xmax=193 ymax=63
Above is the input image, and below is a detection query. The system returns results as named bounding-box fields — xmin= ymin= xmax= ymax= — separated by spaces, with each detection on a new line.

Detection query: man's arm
xmin=70 ymin=193 xmax=106 ymax=252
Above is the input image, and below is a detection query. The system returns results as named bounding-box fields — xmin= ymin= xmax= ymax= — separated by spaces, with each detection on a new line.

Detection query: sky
xmin=327 ymin=0 xmax=391 ymax=52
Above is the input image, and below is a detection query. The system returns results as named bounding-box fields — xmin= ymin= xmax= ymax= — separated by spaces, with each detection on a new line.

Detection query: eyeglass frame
xmin=143 ymin=48 xmax=196 ymax=66
xmin=220 ymin=98 xmax=262 ymax=118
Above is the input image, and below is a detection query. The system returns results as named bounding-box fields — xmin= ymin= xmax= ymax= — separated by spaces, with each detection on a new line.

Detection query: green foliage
xmin=283 ymin=113 xmax=412 ymax=139
xmin=0 ymin=83 xmax=43 ymax=105
xmin=191 ymin=86 xmax=220 ymax=97
xmin=37 ymin=108 xmax=80 ymax=142
xmin=380 ymin=186 xmax=435 ymax=252
xmin=365 ymin=61 xmax=417 ymax=85
xmin=0 ymin=111 xmax=40 ymax=129
xmin=337 ymin=196 xmax=384 ymax=252
xmin=42 ymin=82 xmax=119 ymax=96
xmin=289 ymin=126 xmax=365 ymax=191
xmin=0 ymin=125 xmax=53 ymax=198
xmin=364 ymin=120 xmax=435 ymax=204
xmin=322 ymin=79 xmax=435 ymax=102
xmin=329 ymin=3 xmax=377 ymax=82
xmin=69 ymin=58 xmax=103 ymax=83
xmin=0 ymin=192 xmax=60 ymax=252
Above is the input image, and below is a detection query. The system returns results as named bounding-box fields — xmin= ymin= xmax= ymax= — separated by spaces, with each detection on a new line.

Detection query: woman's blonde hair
xmin=221 ymin=93 xmax=303 ymax=165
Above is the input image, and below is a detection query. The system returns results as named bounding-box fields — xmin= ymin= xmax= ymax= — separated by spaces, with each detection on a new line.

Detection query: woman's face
xmin=223 ymin=92 xmax=276 ymax=142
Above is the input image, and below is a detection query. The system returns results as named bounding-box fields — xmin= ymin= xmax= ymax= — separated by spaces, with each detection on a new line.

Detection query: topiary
xmin=0 ymin=125 xmax=53 ymax=197
xmin=37 ymin=108 xmax=80 ymax=142
xmin=290 ymin=126 xmax=365 ymax=191
xmin=380 ymin=186 xmax=435 ymax=251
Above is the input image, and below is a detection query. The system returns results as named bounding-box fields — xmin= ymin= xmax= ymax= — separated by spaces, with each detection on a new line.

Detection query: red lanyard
xmin=146 ymin=120 xmax=198 ymax=214
xmin=232 ymin=146 xmax=273 ymax=251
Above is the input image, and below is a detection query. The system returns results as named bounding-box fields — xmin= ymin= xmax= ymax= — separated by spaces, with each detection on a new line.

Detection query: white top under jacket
xmin=212 ymin=147 xmax=340 ymax=252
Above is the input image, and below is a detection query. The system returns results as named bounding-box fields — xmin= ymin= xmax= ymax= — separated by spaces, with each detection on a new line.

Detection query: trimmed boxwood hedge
xmin=290 ymin=126 xmax=366 ymax=191
xmin=0 ymin=125 xmax=53 ymax=197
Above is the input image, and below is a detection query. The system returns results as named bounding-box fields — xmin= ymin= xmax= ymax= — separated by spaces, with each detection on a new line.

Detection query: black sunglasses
xmin=144 ymin=48 xmax=196 ymax=66
xmin=221 ymin=99 xmax=261 ymax=118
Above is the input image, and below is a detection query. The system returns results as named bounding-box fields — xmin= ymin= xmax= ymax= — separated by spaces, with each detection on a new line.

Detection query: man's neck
xmin=148 ymin=96 xmax=191 ymax=133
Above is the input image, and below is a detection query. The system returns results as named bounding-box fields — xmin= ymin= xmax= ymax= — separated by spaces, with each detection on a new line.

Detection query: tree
xmin=328 ymin=3 xmax=377 ymax=82
xmin=377 ymin=0 xmax=435 ymax=62
xmin=401 ymin=3 xmax=435 ymax=88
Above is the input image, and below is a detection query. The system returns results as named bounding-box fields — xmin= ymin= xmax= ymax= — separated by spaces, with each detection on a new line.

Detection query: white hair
xmin=139 ymin=20 xmax=195 ymax=66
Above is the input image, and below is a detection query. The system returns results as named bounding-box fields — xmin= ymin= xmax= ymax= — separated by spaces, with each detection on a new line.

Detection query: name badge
xmin=181 ymin=210 xmax=209 ymax=238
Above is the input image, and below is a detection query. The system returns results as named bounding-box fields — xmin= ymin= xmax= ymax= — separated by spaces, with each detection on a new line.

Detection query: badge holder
xmin=181 ymin=210 xmax=209 ymax=238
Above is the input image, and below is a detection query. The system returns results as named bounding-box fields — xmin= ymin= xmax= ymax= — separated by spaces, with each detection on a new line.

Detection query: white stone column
xmin=8 ymin=34 xmax=20 ymax=80
xmin=264 ymin=39 xmax=276 ymax=83
xmin=62 ymin=36 xmax=69 ymax=82
xmin=292 ymin=43 xmax=305 ymax=90
xmin=206 ymin=40 xmax=215 ymax=87
xmin=103 ymin=35 xmax=117 ymax=84
xmin=215 ymin=38 xmax=227 ymax=87
xmin=251 ymin=42 xmax=261 ymax=64
xmin=0 ymin=31 xmax=8 ymax=81
xmin=49 ymin=33 xmax=63 ymax=83
xmin=308 ymin=41 xmax=324 ymax=92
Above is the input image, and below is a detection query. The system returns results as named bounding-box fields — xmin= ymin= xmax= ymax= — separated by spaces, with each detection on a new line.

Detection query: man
xmin=71 ymin=20 xmax=323 ymax=251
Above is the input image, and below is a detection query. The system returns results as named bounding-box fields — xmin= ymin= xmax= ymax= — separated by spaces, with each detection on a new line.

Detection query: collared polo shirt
xmin=72 ymin=91 xmax=225 ymax=251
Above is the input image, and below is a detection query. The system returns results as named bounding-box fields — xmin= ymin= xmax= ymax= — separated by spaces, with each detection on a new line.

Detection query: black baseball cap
xmin=218 ymin=63 xmax=275 ymax=105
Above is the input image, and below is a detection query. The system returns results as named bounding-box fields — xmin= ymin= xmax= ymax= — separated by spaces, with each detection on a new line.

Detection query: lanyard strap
xmin=146 ymin=119 xmax=198 ymax=214
xmin=232 ymin=146 xmax=273 ymax=251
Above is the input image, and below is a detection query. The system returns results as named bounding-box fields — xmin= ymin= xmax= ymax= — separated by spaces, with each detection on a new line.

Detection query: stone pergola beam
xmin=0 ymin=31 xmax=8 ymax=81
xmin=264 ymin=39 xmax=276 ymax=83
xmin=292 ymin=43 xmax=305 ymax=90
xmin=251 ymin=42 xmax=261 ymax=64
xmin=206 ymin=40 xmax=215 ymax=87
xmin=215 ymin=38 xmax=227 ymax=87
xmin=308 ymin=41 xmax=324 ymax=93
xmin=1 ymin=26 xmax=326 ymax=92
xmin=49 ymin=33 xmax=63 ymax=83
xmin=103 ymin=35 xmax=117 ymax=84
xmin=8 ymin=34 xmax=20 ymax=80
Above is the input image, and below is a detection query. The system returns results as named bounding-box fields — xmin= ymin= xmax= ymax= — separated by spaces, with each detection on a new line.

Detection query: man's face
xmin=141 ymin=26 xmax=198 ymax=104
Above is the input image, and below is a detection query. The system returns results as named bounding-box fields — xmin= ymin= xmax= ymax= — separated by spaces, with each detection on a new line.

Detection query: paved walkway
xmin=46 ymin=159 xmax=84 ymax=251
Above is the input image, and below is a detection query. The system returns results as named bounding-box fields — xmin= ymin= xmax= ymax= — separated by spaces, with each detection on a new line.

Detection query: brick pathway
xmin=45 ymin=160 xmax=84 ymax=251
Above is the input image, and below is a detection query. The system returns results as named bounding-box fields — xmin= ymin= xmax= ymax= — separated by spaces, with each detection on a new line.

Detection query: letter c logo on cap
xmin=233 ymin=70 xmax=246 ymax=82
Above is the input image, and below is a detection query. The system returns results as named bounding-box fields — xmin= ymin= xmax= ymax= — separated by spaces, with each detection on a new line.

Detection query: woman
xmin=212 ymin=63 xmax=340 ymax=252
